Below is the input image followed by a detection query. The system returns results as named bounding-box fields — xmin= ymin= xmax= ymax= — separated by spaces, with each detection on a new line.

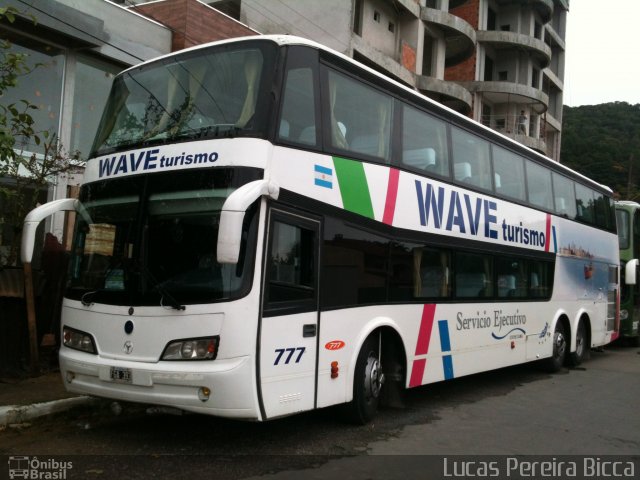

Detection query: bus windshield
xmin=91 ymin=41 xmax=277 ymax=156
xmin=67 ymin=168 xmax=262 ymax=307
xmin=616 ymin=209 xmax=630 ymax=250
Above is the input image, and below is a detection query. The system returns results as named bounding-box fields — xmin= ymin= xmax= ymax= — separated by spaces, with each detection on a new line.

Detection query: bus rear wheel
xmin=347 ymin=335 xmax=385 ymax=424
xmin=569 ymin=320 xmax=589 ymax=366
xmin=544 ymin=321 xmax=567 ymax=372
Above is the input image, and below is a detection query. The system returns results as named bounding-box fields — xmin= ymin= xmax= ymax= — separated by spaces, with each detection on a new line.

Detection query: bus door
xmin=259 ymin=208 xmax=320 ymax=419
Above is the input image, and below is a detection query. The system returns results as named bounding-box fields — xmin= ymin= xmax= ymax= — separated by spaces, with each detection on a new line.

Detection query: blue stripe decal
xmin=438 ymin=319 xmax=454 ymax=380
xmin=552 ymin=226 xmax=558 ymax=253
xmin=438 ymin=320 xmax=451 ymax=352
xmin=314 ymin=164 xmax=332 ymax=175
xmin=442 ymin=356 xmax=454 ymax=380
xmin=314 ymin=178 xmax=332 ymax=188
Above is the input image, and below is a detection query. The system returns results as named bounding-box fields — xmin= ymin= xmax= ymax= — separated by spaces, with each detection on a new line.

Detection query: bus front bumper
xmin=59 ymin=349 xmax=260 ymax=420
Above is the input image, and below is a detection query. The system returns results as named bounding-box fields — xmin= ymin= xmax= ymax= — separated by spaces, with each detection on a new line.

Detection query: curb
xmin=0 ymin=396 xmax=96 ymax=426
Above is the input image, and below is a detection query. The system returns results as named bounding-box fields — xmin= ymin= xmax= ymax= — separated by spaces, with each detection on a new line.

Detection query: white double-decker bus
xmin=23 ymin=36 xmax=620 ymax=423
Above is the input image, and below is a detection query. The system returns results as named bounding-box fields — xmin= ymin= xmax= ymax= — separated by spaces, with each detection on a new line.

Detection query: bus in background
xmin=615 ymin=201 xmax=640 ymax=345
xmin=22 ymin=36 xmax=621 ymax=424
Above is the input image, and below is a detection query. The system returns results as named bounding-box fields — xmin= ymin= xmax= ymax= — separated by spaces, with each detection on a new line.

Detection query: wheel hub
xmin=364 ymin=353 xmax=385 ymax=399
xmin=555 ymin=331 xmax=566 ymax=357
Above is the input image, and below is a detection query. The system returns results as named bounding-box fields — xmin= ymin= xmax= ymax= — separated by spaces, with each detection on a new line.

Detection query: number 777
xmin=274 ymin=347 xmax=306 ymax=365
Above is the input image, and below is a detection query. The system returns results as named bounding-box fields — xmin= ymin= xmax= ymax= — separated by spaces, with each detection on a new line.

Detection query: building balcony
xmin=421 ymin=7 xmax=476 ymax=67
xmin=477 ymin=30 xmax=552 ymax=68
xmin=494 ymin=0 xmax=554 ymax=24
xmin=416 ymin=76 xmax=472 ymax=114
xmin=460 ymin=80 xmax=549 ymax=113
xmin=515 ymin=133 xmax=547 ymax=154
xmin=481 ymin=114 xmax=547 ymax=154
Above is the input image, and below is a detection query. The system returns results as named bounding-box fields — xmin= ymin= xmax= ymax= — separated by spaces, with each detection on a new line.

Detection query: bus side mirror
xmin=625 ymin=259 xmax=639 ymax=285
xmin=21 ymin=198 xmax=83 ymax=264
xmin=217 ymin=180 xmax=279 ymax=264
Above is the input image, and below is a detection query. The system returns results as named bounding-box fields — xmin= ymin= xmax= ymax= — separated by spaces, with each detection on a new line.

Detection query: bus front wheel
xmin=347 ymin=335 xmax=385 ymax=424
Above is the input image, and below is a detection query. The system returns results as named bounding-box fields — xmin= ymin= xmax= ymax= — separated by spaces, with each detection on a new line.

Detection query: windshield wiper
xmin=135 ymin=262 xmax=186 ymax=311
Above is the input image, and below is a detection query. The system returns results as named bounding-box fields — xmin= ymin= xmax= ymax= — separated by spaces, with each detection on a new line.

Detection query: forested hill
xmin=560 ymin=102 xmax=640 ymax=199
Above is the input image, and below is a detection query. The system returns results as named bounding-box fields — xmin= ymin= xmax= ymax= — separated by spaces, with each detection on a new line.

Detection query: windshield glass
xmin=67 ymin=168 xmax=262 ymax=306
xmin=616 ymin=209 xmax=630 ymax=250
xmin=91 ymin=41 xmax=277 ymax=156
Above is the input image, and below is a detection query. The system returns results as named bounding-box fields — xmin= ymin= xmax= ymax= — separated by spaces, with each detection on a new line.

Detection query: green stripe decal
xmin=333 ymin=156 xmax=374 ymax=219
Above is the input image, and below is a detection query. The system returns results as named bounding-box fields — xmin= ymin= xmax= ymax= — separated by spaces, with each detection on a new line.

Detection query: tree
xmin=561 ymin=102 xmax=640 ymax=200
xmin=0 ymin=7 xmax=79 ymax=266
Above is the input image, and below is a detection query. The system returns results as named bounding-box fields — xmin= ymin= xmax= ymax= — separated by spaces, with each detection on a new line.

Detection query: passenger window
xmin=526 ymin=160 xmax=553 ymax=210
xmin=266 ymin=220 xmax=316 ymax=304
xmin=529 ymin=261 xmax=552 ymax=298
xmin=552 ymin=173 xmax=577 ymax=219
xmin=575 ymin=183 xmax=595 ymax=224
xmin=279 ymin=67 xmax=316 ymax=146
xmin=455 ymin=252 xmax=493 ymax=298
xmin=496 ymin=257 xmax=527 ymax=298
xmin=401 ymin=105 xmax=450 ymax=178
xmin=493 ymin=146 xmax=525 ymax=201
xmin=451 ymin=126 xmax=492 ymax=191
xmin=326 ymin=69 xmax=392 ymax=162
xmin=413 ymin=247 xmax=451 ymax=298
xmin=321 ymin=218 xmax=389 ymax=308
xmin=593 ymin=191 xmax=612 ymax=229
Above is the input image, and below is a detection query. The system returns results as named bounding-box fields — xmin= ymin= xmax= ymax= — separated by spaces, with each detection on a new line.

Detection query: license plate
xmin=109 ymin=367 xmax=132 ymax=384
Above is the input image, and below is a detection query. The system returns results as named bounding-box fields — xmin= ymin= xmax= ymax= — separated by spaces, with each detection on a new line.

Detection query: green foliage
xmin=561 ymin=102 xmax=640 ymax=200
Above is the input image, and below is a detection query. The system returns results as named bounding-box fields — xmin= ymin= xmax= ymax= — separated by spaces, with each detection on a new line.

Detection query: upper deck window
xmin=91 ymin=41 xmax=277 ymax=156
xmin=325 ymin=69 xmax=393 ymax=163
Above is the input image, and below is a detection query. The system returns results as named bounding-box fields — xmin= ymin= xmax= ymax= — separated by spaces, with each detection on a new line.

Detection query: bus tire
xmin=543 ymin=321 xmax=567 ymax=372
xmin=568 ymin=320 xmax=589 ymax=366
xmin=347 ymin=335 xmax=385 ymax=424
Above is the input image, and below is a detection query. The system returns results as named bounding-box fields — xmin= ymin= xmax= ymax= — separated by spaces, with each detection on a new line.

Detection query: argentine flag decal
xmin=314 ymin=164 xmax=333 ymax=189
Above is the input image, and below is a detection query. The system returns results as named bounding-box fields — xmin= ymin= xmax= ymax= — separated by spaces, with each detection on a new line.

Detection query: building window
xmin=532 ymin=68 xmax=540 ymax=88
xmin=71 ymin=56 xmax=122 ymax=159
xmin=498 ymin=71 xmax=508 ymax=81
xmin=3 ymin=39 xmax=64 ymax=155
xmin=388 ymin=22 xmax=395 ymax=33
xmin=373 ymin=10 xmax=381 ymax=22
xmin=353 ymin=0 xmax=363 ymax=35
xmin=209 ymin=0 xmax=241 ymax=20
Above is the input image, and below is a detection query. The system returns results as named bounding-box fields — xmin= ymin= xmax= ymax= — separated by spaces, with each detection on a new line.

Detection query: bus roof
xmin=120 ymin=34 xmax=612 ymax=195
xmin=616 ymin=200 xmax=640 ymax=207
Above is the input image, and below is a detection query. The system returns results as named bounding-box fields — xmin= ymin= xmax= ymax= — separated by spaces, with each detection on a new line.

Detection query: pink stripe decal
xmin=382 ymin=168 xmax=400 ymax=225
xmin=545 ymin=214 xmax=551 ymax=252
xmin=409 ymin=358 xmax=426 ymax=388
xmin=409 ymin=304 xmax=436 ymax=388
xmin=415 ymin=304 xmax=436 ymax=355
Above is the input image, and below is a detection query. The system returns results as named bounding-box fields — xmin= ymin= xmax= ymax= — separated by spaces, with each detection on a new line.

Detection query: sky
xmin=564 ymin=0 xmax=640 ymax=107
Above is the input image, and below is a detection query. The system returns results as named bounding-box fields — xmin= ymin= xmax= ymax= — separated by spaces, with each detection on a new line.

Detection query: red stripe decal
xmin=415 ymin=304 xmax=436 ymax=355
xmin=545 ymin=214 xmax=551 ymax=252
xmin=382 ymin=168 xmax=400 ymax=225
xmin=409 ymin=304 xmax=436 ymax=388
xmin=409 ymin=358 xmax=427 ymax=388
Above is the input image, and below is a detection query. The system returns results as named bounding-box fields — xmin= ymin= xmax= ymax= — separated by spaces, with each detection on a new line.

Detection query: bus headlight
xmin=161 ymin=336 xmax=219 ymax=360
xmin=620 ymin=309 xmax=629 ymax=320
xmin=63 ymin=326 xmax=97 ymax=354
